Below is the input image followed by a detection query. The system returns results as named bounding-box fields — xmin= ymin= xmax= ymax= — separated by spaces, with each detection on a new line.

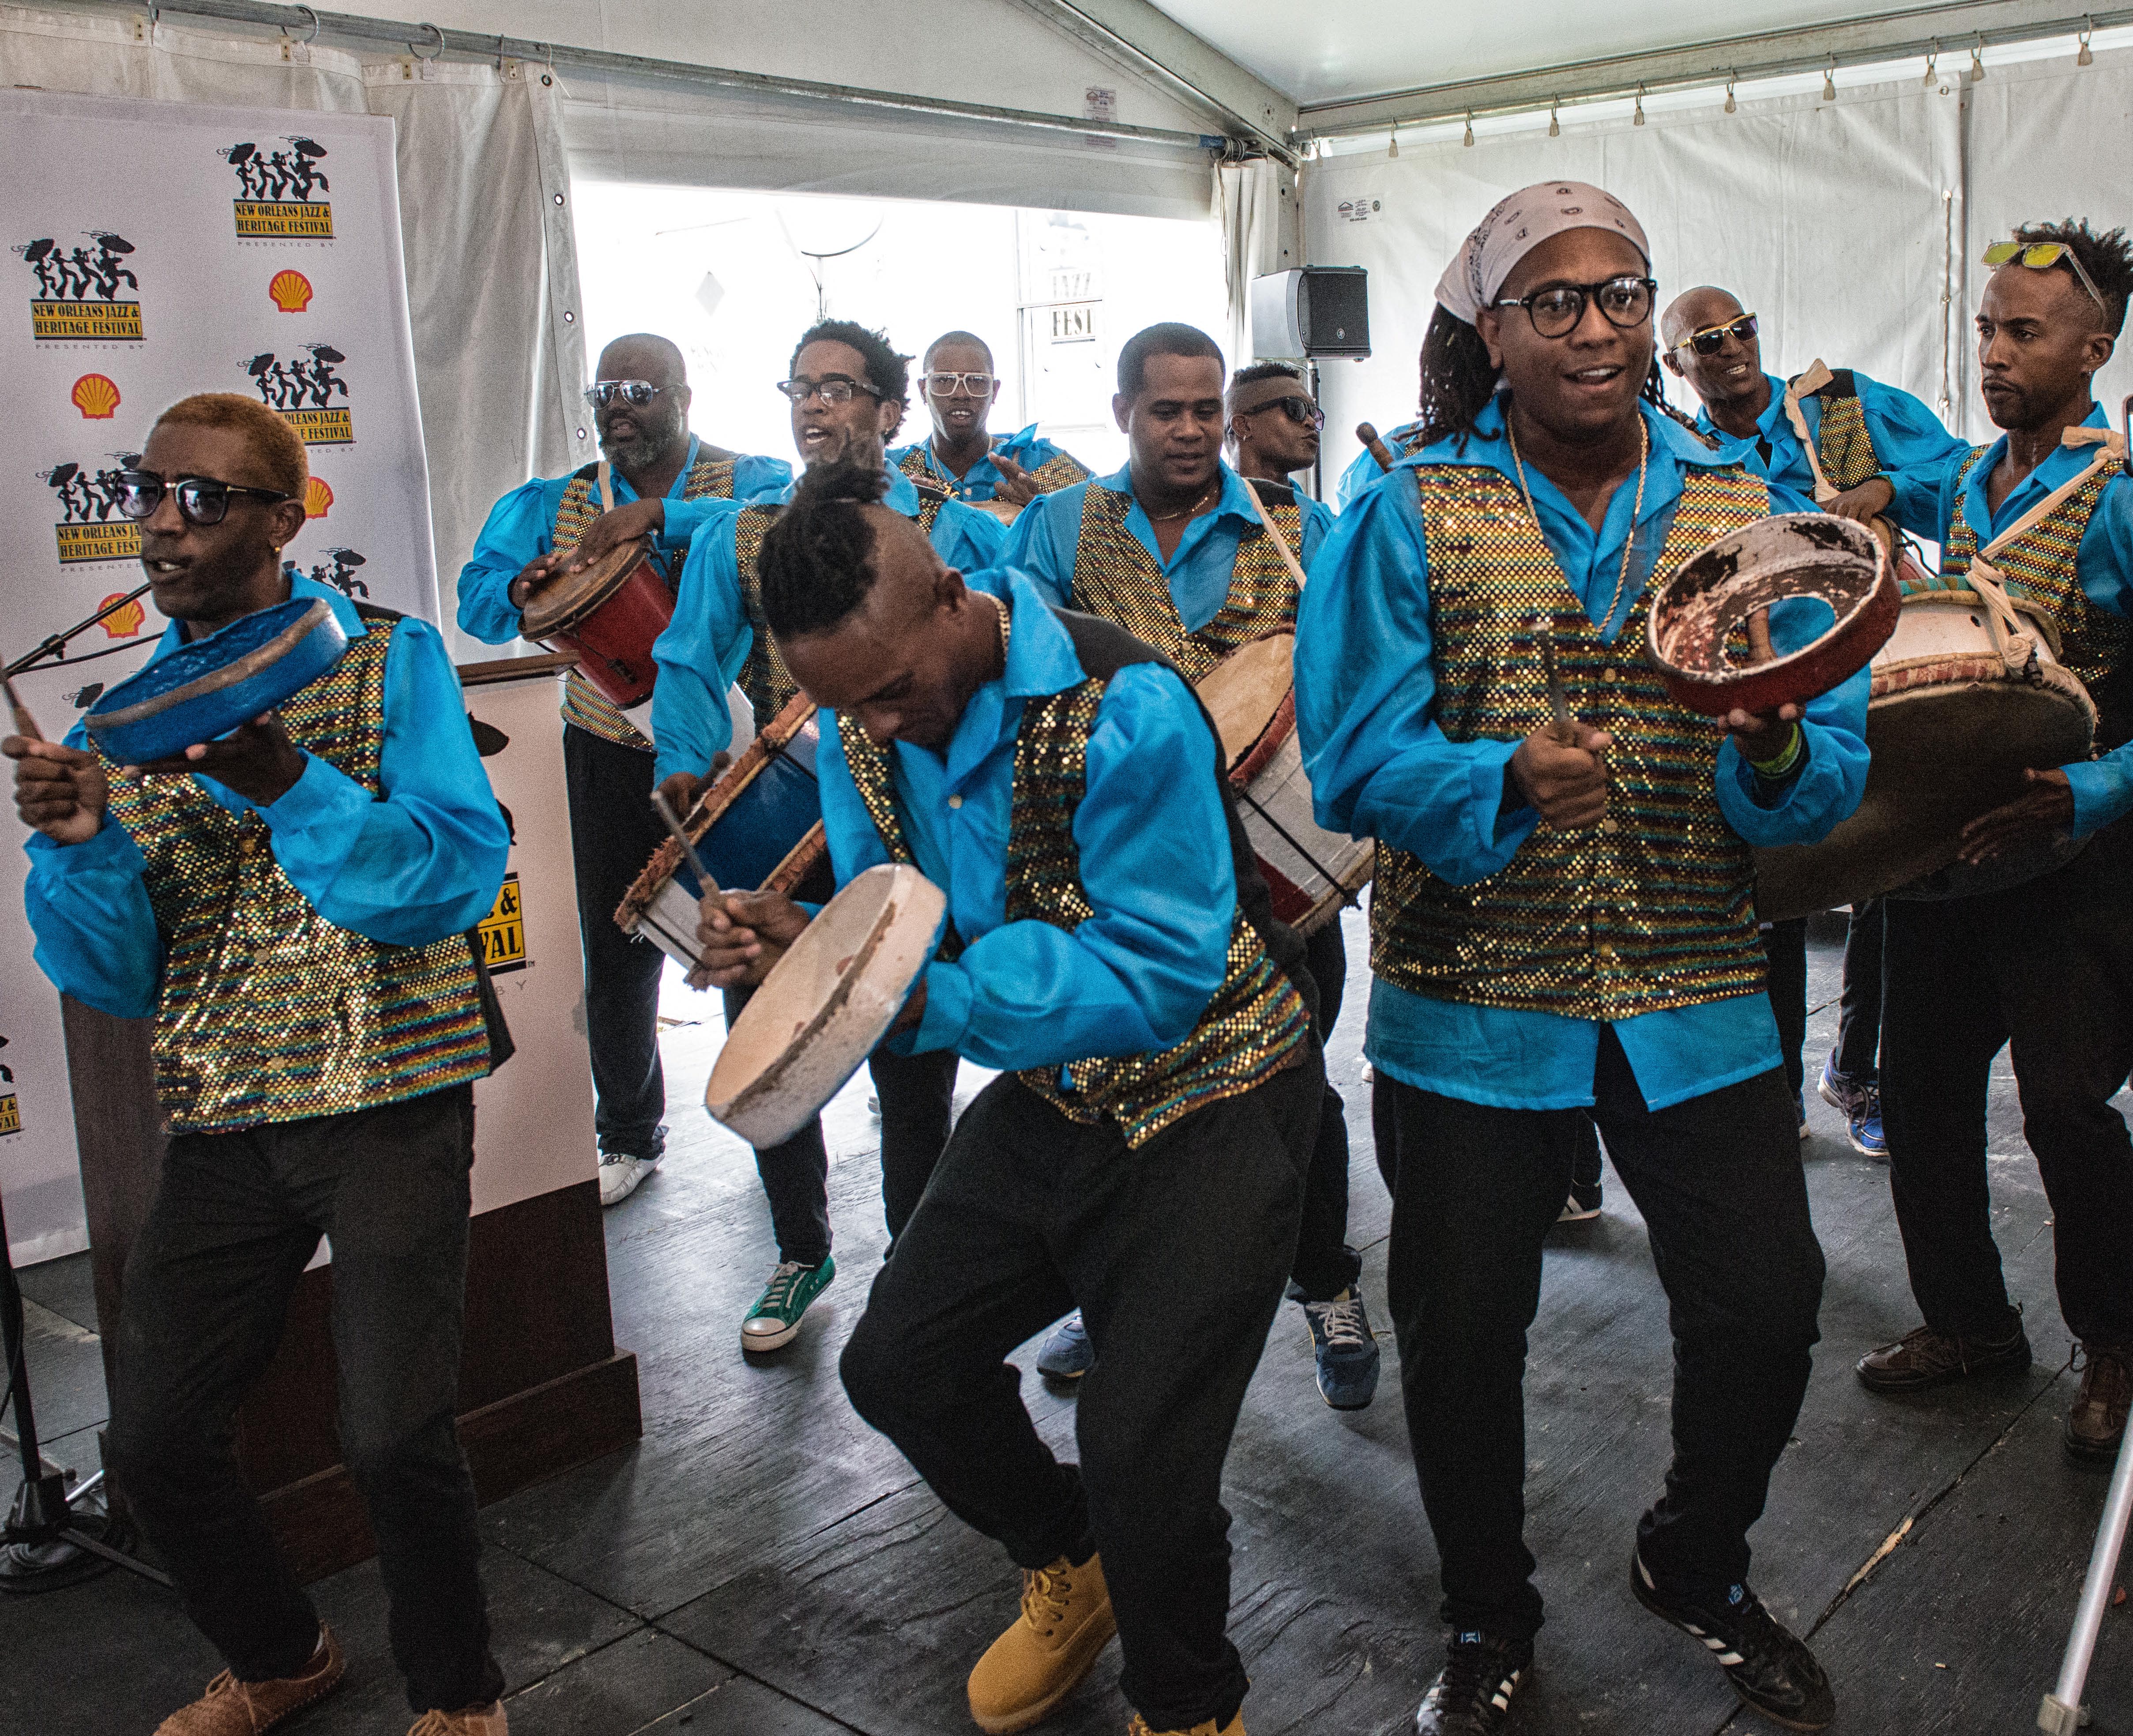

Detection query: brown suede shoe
xmin=407 ymin=1704 xmax=507 ymax=1736
xmin=1856 ymin=1318 xmax=2031 ymax=1393
xmin=967 ymin=1554 xmax=1117 ymax=1735
xmin=1127 ymin=1715 xmax=1244 ymax=1735
xmin=2066 ymin=1345 xmax=2132 ymax=1466
xmin=154 ymin=1627 xmax=345 ymax=1735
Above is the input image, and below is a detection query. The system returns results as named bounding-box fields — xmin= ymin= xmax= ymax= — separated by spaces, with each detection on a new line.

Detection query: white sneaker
xmin=598 ymin=1151 xmax=661 ymax=1206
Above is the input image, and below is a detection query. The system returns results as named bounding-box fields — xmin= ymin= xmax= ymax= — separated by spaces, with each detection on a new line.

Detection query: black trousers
xmin=1832 ymin=900 xmax=1885 ymax=1082
xmin=841 ymin=1048 xmax=1321 ymax=1729
xmin=1290 ymin=918 xmax=1363 ymax=1300
xmin=1880 ymin=821 xmax=2133 ymax=1345
xmin=563 ymin=724 xmax=667 ymax=1159
xmin=723 ymin=982 xmax=959 ymax=1265
xmin=105 ymin=1086 xmax=503 ymax=1714
xmin=1380 ymin=1033 xmax=1824 ymax=1641
xmin=1764 ymin=917 xmax=1810 ymax=1105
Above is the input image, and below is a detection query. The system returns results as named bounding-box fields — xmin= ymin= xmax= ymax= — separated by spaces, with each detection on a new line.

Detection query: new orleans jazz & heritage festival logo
xmin=220 ymin=137 xmax=334 ymax=239
xmin=15 ymin=232 xmax=143 ymax=342
xmin=41 ymin=453 xmax=143 ymax=564
xmin=245 ymin=344 xmax=353 ymax=443
xmin=282 ymin=545 xmax=369 ymax=599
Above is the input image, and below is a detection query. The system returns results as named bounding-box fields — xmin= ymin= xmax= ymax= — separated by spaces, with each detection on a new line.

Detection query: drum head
xmin=520 ymin=539 xmax=648 ymax=638
xmin=1195 ymin=633 xmax=1295 ymax=769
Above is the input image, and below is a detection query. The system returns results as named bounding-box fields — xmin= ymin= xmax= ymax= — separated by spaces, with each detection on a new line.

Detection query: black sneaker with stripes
xmin=1631 ymin=1548 xmax=1834 ymax=1730
xmin=1414 ymin=1629 xmax=1532 ymax=1734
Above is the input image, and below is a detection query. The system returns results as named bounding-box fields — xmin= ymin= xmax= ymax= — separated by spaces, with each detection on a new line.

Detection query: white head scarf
xmin=1434 ymin=182 xmax=1651 ymax=325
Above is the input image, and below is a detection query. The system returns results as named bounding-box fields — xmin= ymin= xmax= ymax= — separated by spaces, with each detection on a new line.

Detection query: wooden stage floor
xmin=7 ymin=910 xmax=2131 ymax=1735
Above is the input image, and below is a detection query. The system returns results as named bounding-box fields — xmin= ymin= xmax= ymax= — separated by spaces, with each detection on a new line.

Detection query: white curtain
xmin=1215 ymin=157 xmax=1287 ymax=366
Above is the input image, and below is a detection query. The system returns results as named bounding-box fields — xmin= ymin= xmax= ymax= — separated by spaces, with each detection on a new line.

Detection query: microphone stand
xmin=4 ymin=581 xmax=154 ymax=680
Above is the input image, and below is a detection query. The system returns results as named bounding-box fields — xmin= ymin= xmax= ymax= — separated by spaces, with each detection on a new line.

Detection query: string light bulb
xmin=1463 ymin=109 xmax=1475 ymax=147
xmin=1823 ymin=55 xmax=1837 ymax=101
xmin=1923 ymin=41 xmax=1938 ymax=86
xmin=1632 ymin=83 xmax=1646 ymax=126
xmin=2078 ymin=18 xmax=2094 ymax=65
xmin=1549 ymin=97 xmax=1561 ymax=137
xmin=1388 ymin=124 xmax=1399 ymax=158
xmin=1724 ymin=73 xmax=1737 ymax=114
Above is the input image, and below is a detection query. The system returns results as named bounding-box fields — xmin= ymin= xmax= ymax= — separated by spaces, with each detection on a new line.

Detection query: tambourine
xmin=1645 ymin=513 xmax=1898 ymax=717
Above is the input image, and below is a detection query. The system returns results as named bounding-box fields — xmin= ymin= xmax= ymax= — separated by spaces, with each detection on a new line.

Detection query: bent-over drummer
xmin=647 ymin=318 xmax=1006 ymax=1356
xmin=1296 ymin=182 xmax=1868 ymax=1735
xmin=1855 ymin=219 xmax=2133 ymax=1468
xmin=999 ymin=322 xmax=1372 ymax=1407
xmin=692 ymin=457 xmax=1323 ymax=1736
xmin=888 ymin=328 xmax=1092 ymax=506
xmin=5 ymin=394 xmax=513 ymax=1736
xmin=455 ymin=332 xmax=791 ymax=1208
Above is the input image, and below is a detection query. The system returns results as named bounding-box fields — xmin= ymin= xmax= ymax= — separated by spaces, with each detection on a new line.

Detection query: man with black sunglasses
xmin=889 ymin=329 xmax=1090 ymax=507
xmin=456 ymin=333 xmax=790 ymax=1210
xmin=646 ymin=318 xmax=1006 ymax=1355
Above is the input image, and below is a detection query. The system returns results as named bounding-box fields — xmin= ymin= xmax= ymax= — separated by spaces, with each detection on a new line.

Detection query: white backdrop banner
xmin=0 ymin=86 xmax=437 ymax=1263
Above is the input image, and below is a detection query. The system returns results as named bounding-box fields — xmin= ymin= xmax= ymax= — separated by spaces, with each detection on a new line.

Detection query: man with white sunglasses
xmin=891 ymin=329 xmax=1090 ymax=507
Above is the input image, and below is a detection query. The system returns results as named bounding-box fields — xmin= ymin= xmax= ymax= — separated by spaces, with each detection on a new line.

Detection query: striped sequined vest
xmin=839 ymin=605 xmax=1310 ymax=1148
xmin=98 ymin=615 xmax=496 ymax=1133
xmin=728 ymin=481 xmax=950 ymax=730
xmin=550 ymin=451 xmax=740 ymax=750
xmin=897 ymin=441 xmax=1091 ymax=499
xmin=1795 ymin=369 xmax=1883 ymax=491
xmin=1372 ymin=464 xmax=1776 ymax=1022
xmin=1941 ymin=444 xmax=2132 ymax=746
xmin=1065 ymin=479 xmax=1304 ymax=683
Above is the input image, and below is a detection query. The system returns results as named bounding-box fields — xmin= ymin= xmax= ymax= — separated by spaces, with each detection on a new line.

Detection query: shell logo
xmin=71 ymin=373 xmax=120 ymax=420
xmin=269 ymin=269 xmax=314 ymax=313
xmin=304 ymin=476 xmax=333 ymax=519
xmin=97 ymin=592 xmax=147 ymax=639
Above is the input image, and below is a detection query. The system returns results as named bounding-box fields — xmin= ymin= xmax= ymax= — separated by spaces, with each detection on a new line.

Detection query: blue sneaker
xmin=1817 ymin=1055 xmax=1873 ymax=1118
xmin=1036 ymin=1309 xmax=1095 ymax=1380
xmin=1302 ymin=1285 xmax=1381 ymax=1410
xmin=1847 ymin=1085 xmax=1887 ymax=1161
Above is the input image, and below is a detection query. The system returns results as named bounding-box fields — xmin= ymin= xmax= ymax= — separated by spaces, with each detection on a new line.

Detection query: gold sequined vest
xmin=897 ymin=441 xmax=1091 ymax=499
xmin=1372 ymin=464 xmax=1776 ymax=1021
xmin=839 ymin=625 xmax=1308 ymax=1148
xmin=1065 ymin=480 xmax=1303 ymax=683
xmin=99 ymin=619 xmax=494 ymax=1133
xmin=1797 ymin=370 xmax=1883 ymax=492
xmin=729 ymin=483 xmax=950 ymax=730
xmin=550 ymin=452 xmax=739 ymax=750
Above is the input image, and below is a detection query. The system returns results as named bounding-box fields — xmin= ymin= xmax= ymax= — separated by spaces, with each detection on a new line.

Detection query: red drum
xmin=1195 ymin=632 xmax=1373 ymax=936
xmin=519 ymin=537 xmax=673 ymax=710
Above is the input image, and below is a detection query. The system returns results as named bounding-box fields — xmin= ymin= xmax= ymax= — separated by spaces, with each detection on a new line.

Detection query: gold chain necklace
xmin=1507 ymin=411 xmax=1650 ymax=637
xmin=1138 ymin=480 xmax=1220 ymax=523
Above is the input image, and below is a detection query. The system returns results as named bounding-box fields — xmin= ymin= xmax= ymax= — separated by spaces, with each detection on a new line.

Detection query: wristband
xmin=1745 ymin=722 xmax=1804 ymax=781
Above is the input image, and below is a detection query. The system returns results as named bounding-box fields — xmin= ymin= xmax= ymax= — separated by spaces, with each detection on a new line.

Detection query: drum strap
xmin=1969 ymin=434 xmax=2127 ymax=672
xmin=597 ymin=459 xmax=615 ymax=513
xmin=1781 ymin=361 xmax=1839 ymax=503
xmin=1239 ymin=477 xmax=1311 ymax=590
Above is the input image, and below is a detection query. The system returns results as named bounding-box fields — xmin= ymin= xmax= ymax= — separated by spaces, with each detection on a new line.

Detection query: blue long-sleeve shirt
xmin=24 ymin=578 xmax=509 ymax=1020
xmin=1004 ymin=461 xmax=1333 ymax=625
xmin=648 ymin=466 xmax=1011 ymax=790
xmin=817 ymin=569 xmax=1236 ymax=1073
xmin=1695 ymin=371 xmax=1963 ymax=537
xmin=888 ymin=424 xmax=1088 ymax=502
xmin=455 ymin=436 xmax=793 ymax=646
xmin=1338 ymin=418 xmax=1425 ymax=508
xmin=1296 ymin=395 xmax=1871 ymax=1112
xmin=1885 ymin=402 xmax=2133 ymax=836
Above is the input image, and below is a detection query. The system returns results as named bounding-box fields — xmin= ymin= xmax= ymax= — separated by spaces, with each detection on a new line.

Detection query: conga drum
xmin=1194 ymin=632 xmax=1373 ymax=935
xmin=519 ymin=537 xmax=673 ymax=710
xmin=705 ymin=864 xmax=947 ymax=1146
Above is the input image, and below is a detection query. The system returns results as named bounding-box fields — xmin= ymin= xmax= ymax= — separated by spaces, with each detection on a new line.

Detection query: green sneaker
xmin=741 ymin=1256 xmax=835 ymax=1353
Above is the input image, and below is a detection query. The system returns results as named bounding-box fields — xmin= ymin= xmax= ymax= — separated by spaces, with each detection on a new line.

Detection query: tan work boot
xmin=407 ymin=1706 xmax=508 ymax=1736
xmin=154 ymin=1626 xmax=345 ymax=1735
xmin=1126 ymin=1714 xmax=1245 ymax=1736
xmin=967 ymin=1553 xmax=1117 ymax=1734
xmin=2067 ymin=1344 xmax=2132 ymax=1465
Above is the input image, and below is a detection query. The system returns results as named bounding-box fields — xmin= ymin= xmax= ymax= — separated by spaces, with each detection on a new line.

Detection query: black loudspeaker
xmin=1250 ymin=266 xmax=1369 ymax=360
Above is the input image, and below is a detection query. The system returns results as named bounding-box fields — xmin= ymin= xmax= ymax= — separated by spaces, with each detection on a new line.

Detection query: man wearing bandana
xmin=1298 ymin=183 xmax=1868 ymax=1734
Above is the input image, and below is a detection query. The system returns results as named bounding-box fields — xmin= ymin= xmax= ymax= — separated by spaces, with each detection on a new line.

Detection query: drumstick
xmin=1357 ymin=421 xmax=1399 ymax=473
xmin=1532 ymin=615 xmax=1577 ymax=745
xmin=2 ymin=671 xmax=47 ymax=744
xmin=650 ymin=789 xmax=722 ymax=900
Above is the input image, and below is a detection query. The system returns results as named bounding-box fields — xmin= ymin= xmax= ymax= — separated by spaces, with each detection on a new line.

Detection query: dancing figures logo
xmin=245 ymin=344 xmax=353 ymax=443
xmin=282 ymin=545 xmax=368 ymax=599
xmin=15 ymin=232 xmax=143 ymax=342
xmin=0 ymin=1034 xmax=18 ymax=1138
xmin=43 ymin=452 xmax=143 ymax=564
xmin=221 ymin=137 xmax=334 ymax=239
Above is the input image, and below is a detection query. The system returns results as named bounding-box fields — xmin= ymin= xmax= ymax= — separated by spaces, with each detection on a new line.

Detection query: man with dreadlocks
xmin=1296 ymin=182 xmax=1869 ymax=1735
xmin=1001 ymin=322 xmax=1378 ymax=1413
xmin=647 ymin=319 xmax=1007 ymax=1356
xmin=689 ymin=458 xmax=1323 ymax=1736
xmin=1855 ymin=219 xmax=2133 ymax=1469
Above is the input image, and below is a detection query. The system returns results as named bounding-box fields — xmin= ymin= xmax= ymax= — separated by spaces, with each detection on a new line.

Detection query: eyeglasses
xmin=583 ymin=379 xmax=666 ymax=409
xmin=1493 ymin=274 xmax=1658 ymax=339
xmin=1982 ymin=240 xmax=2107 ymax=309
xmin=775 ymin=376 xmax=884 ymax=405
xmin=113 ymin=470 xmax=294 ymax=526
xmin=1670 ymin=312 xmax=1760 ymax=357
xmin=1241 ymin=395 xmax=1326 ymax=430
xmin=923 ymin=371 xmax=998 ymax=398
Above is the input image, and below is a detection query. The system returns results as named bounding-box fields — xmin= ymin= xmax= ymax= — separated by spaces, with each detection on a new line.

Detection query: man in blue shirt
xmin=690 ymin=458 xmax=1321 ymax=1736
xmin=456 ymin=333 xmax=790 ymax=1209
xmin=1855 ymin=221 xmax=2133 ymax=1468
xmin=8 ymin=395 xmax=511 ymax=1736
xmin=888 ymin=328 xmax=1090 ymax=507
xmin=1298 ymin=183 xmax=1865 ymax=1735
xmin=647 ymin=320 xmax=1006 ymax=1356
xmin=1001 ymin=323 xmax=1373 ymax=1410
xmin=1337 ymin=416 xmax=1423 ymax=507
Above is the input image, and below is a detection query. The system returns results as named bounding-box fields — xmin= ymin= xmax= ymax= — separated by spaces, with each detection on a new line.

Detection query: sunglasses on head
xmin=1982 ymin=240 xmax=2107 ymax=308
xmin=583 ymin=379 xmax=665 ymax=409
xmin=1670 ymin=312 xmax=1760 ymax=357
xmin=113 ymin=470 xmax=294 ymax=526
